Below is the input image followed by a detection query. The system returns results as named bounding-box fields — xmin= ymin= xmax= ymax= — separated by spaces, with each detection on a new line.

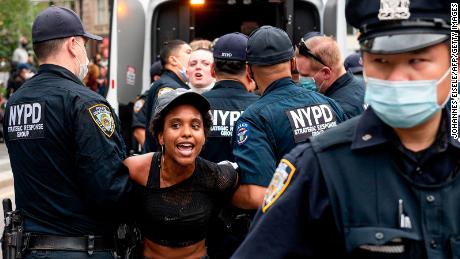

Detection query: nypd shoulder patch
xmin=236 ymin=122 xmax=250 ymax=145
xmin=88 ymin=104 xmax=115 ymax=138
xmin=157 ymin=87 xmax=174 ymax=97
xmin=133 ymin=99 xmax=145 ymax=113
xmin=262 ymin=159 xmax=296 ymax=213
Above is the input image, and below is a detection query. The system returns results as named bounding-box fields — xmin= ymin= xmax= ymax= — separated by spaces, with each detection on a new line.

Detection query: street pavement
xmin=0 ymin=143 xmax=14 ymax=233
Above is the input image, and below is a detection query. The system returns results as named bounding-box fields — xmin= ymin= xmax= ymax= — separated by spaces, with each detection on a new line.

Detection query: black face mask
xmin=21 ymin=42 xmax=28 ymax=48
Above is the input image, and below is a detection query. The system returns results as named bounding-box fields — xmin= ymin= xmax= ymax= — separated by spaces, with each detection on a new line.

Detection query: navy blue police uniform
xmin=201 ymin=32 xmax=259 ymax=163
xmin=324 ymin=71 xmax=365 ymax=118
xmin=143 ymin=70 xmax=189 ymax=152
xmin=132 ymin=61 xmax=163 ymax=141
xmin=199 ymin=32 xmax=259 ymax=259
xmin=202 ymin=80 xmax=258 ymax=162
xmin=3 ymin=7 xmax=132 ymax=259
xmin=232 ymin=109 xmax=459 ymax=258
xmin=232 ymin=26 xmax=347 ymax=188
xmin=132 ymin=90 xmax=148 ymax=131
xmin=232 ymin=1 xmax=455 ymax=258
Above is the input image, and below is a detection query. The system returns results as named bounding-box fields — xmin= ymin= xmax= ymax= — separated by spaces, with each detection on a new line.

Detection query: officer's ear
xmin=67 ymin=37 xmax=79 ymax=58
xmin=211 ymin=63 xmax=216 ymax=78
xmin=246 ymin=64 xmax=253 ymax=81
xmin=168 ymin=55 xmax=178 ymax=67
xmin=290 ymin=58 xmax=297 ymax=74
xmin=320 ymin=66 xmax=332 ymax=80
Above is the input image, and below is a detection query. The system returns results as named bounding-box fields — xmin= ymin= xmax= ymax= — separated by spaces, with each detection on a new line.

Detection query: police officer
xmin=132 ymin=61 xmax=162 ymax=150
xmin=144 ymin=40 xmax=192 ymax=152
xmin=201 ymin=32 xmax=258 ymax=163
xmin=3 ymin=7 xmax=132 ymax=258
xmin=296 ymin=32 xmax=365 ymax=118
xmin=200 ymin=32 xmax=259 ymax=259
xmin=231 ymin=26 xmax=347 ymax=210
xmin=232 ymin=0 xmax=454 ymax=258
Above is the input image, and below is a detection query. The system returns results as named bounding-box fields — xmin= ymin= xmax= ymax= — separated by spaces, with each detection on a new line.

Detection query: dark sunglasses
xmin=297 ymin=38 xmax=328 ymax=67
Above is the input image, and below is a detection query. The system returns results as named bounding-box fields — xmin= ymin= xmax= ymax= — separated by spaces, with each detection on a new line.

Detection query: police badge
xmin=378 ymin=0 xmax=410 ymax=20
xmin=262 ymin=159 xmax=296 ymax=213
xmin=88 ymin=104 xmax=116 ymax=138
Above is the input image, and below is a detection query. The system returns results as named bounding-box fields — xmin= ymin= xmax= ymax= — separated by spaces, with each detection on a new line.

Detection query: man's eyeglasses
xmin=297 ymin=38 xmax=328 ymax=67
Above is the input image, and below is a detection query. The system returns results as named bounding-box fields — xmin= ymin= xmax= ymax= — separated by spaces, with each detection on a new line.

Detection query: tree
xmin=0 ymin=0 xmax=48 ymax=63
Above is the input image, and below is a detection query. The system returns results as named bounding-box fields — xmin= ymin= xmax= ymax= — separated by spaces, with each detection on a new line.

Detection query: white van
xmin=107 ymin=0 xmax=355 ymax=151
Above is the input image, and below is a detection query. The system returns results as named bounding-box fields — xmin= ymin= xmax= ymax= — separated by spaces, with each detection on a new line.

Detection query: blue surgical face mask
xmin=364 ymin=68 xmax=450 ymax=128
xmin=298 ymin=76 xmax=318 ymax=92
xmin=174 ymin=57 xmax=189 ymax=82
xmin=75 ymin=41 xmax=89 ymax=81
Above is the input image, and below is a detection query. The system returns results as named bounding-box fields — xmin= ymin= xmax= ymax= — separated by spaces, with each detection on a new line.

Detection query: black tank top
xmin=136 ymin=152 xmax=238 ymax=247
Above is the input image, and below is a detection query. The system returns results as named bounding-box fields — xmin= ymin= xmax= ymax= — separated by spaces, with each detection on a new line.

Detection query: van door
xmin=108 ymin=0 xmax=146 ymax=110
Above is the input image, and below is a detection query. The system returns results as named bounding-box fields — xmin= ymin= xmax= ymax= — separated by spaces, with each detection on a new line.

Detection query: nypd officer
xmin=201 ymin=32 xmax=259 ymax=162
xmin=232 ymin=0 xmax=455 ymax=258
xmin=144 ymin=40 xmax=192 ymax=152
xmin=132 ymin=61 xmax=163 ymax=150
xmin=200 ymin=32 xmax=259 ymax=259
xmin=231 ymin=26 xmax=347 ymax=210
xmin=3 ymin=7 xmax=132 ymax=258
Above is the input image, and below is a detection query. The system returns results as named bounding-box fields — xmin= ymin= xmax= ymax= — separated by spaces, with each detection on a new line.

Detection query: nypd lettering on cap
xmin=209 ymin=109 xmax=243 ymax=138
xmin=285 ymin=104 xmax=337 ymax=143
xmin=7 ymin=102 xmax=45 ymax=141
xmin=236 ymin=122 xmax=250 ymax=145
xmin=378 ymin=0 xmax=410 ymax=21
xmin=88 ymin=104 xmax=115 ymax=138
xmin=221 ymin=52 xmax=233 ymax=58
xmin=262 ymin=159 xmax=296 ymax=213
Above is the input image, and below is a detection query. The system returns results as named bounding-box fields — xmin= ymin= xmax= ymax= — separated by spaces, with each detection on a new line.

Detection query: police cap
xmin=213 ymin=32 xmax=248 ymax=61
xmin=247 ymin=26 xmax=294 ymax=65
xmin=32 ymin=6 xmax=102 ymax=43
xmin=344 ymin=53 xmax=363 ymax=74
xmin=346 ymin=0 xmax=450 ymax=54
xmin=150 ymin=61 xmax=163 ymax=78
xmin=301 ymin=31 xmax=324 ymax=41
xmin=154 ymin=89 xmax=210 ymax=119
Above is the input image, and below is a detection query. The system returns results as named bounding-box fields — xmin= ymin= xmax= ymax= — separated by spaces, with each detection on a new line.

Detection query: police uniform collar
xmin=163 ymin=69 xmax=188 ymax=88
xmin=352 ymin=108 xmax=460 ymax=151
xmin=37 ymin=64 xmax=84 ymax=86
xmin=213 ymin=80 xmax=246 ymax=91
xmin=324 ymin=71 xmax=353 ymax=97
xmin=351 ymin=107 xmax=393 ymax=150
xmin=262 ymin=77 xmax=294 ymax=96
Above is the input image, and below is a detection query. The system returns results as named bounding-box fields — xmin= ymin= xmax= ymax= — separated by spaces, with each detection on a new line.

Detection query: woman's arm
xmin=123 ymin=153 xmax=154 ymax=186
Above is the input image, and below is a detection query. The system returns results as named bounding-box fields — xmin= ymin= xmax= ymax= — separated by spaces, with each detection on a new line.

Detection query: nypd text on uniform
xmin=286 ymin=104 xmax=337 ymax=142
xmin=8 ymin=102 xmax=45 ymax=139
xmin=210 ymin=110 xmax=243 ymax=137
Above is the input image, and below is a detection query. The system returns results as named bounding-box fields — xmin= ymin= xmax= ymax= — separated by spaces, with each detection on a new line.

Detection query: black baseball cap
xmin=301 ymin=31 xmax=324 ymax=41
xmin=213 ymin=32 xmax=248 ymax=61
xmin=247 ymin=26 xmax=294 ymax=66
xmin=344 ymin=53 xmax=363 ymax=74
xmin=346 ymin=0 xmax=450 ymax=54
xmin=32 ymin=6 xmax=102 ymax=43
xmin=154 ymin=88 xmax=210 ymax=119
xmin=150 ymin=61 xmax=163 ymax=78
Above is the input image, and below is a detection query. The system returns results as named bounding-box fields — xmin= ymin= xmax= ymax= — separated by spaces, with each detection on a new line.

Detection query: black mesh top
xmin=136 ymin=152 xmax=238 ymax=247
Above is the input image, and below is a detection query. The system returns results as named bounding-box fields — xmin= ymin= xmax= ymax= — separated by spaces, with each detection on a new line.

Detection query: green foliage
xmin=0 ymin=0 xmax=48 ymax=61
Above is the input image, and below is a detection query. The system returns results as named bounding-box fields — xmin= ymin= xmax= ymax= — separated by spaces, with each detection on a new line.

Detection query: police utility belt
xmin=2 ymin=199 xmax=115 ymax=258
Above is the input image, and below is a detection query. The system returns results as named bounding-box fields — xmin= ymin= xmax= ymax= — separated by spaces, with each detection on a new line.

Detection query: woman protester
xmin=125 ymin=88 xmax=239 ymax=259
